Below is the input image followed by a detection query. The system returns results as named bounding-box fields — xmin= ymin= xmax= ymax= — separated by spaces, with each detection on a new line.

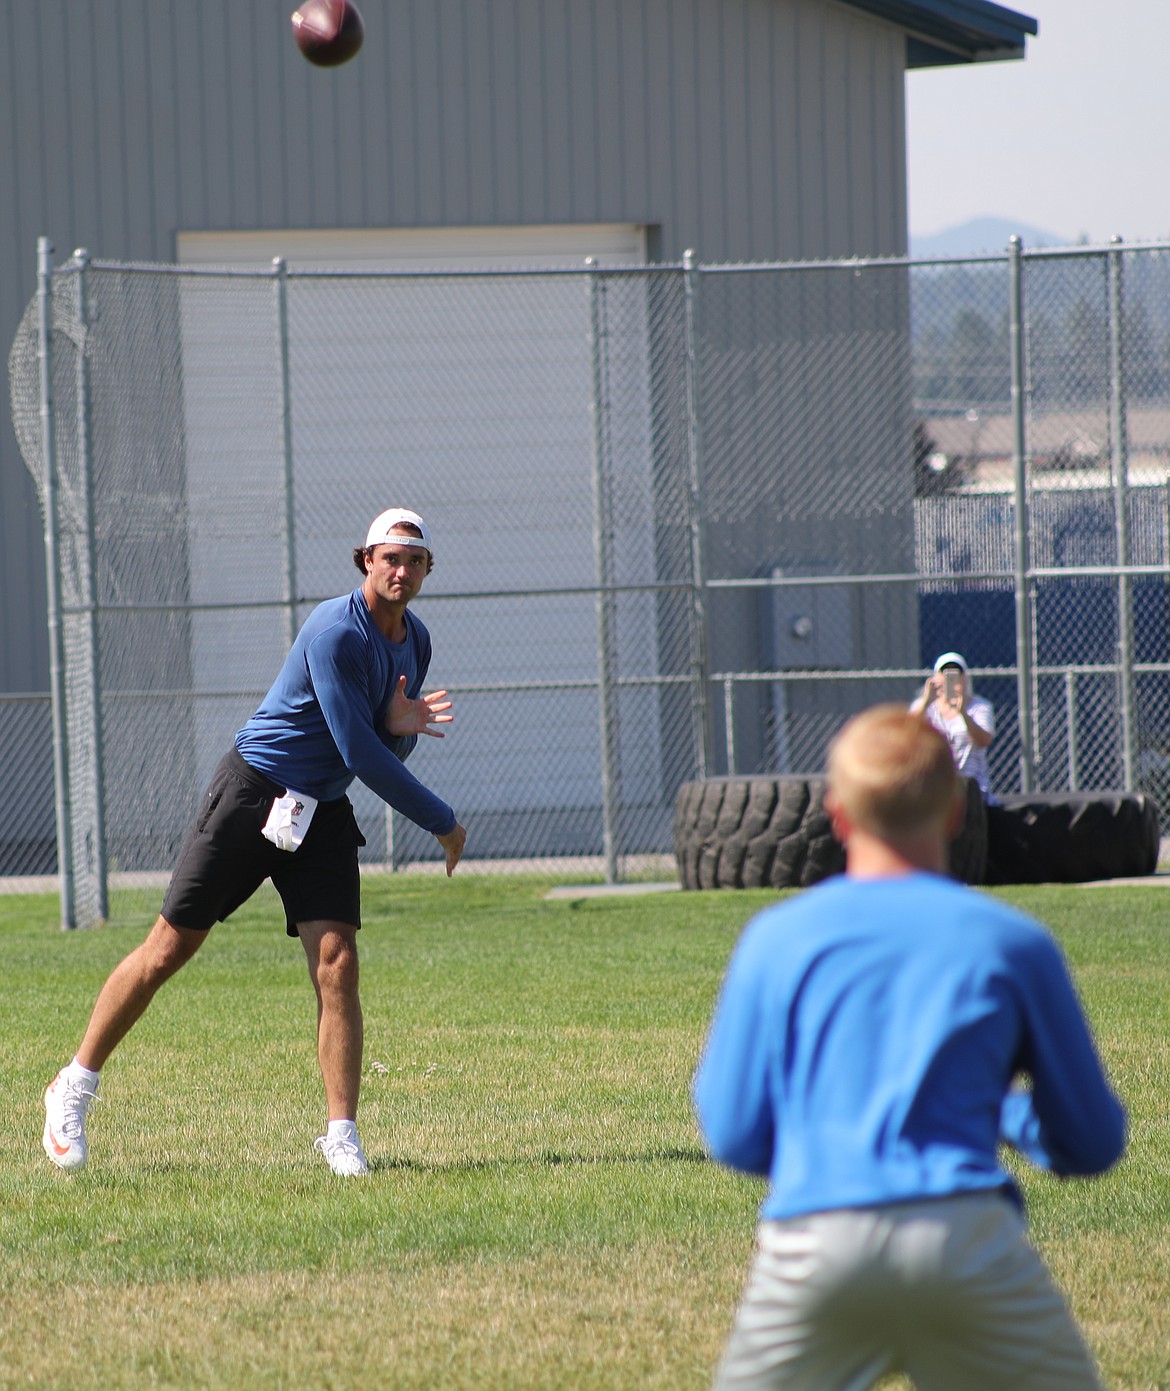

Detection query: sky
xmin=906 ymin=0 xmax=1170 ymax=246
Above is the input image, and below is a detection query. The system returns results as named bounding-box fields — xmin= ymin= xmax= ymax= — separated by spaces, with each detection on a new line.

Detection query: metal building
xmin=2 ymin=0 xmax=1036 ymax=879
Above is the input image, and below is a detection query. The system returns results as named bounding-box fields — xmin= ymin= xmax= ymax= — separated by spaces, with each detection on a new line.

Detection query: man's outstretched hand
xmin=436 ymin=822 xmax=467 ymax=877
xmin=386 ymin=674 xmax=454 ymax=737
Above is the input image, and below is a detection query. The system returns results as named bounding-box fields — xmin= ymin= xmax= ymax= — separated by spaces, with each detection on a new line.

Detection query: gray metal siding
xmin=1 ymin=0 xmax=912 ymax=696
xmin=2 ymin=0 xmax=908 ymax=263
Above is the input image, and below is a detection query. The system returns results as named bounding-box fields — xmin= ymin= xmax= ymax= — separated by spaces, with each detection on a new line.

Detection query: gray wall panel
xmin=227 ymin=3 xmax=265 ymax=227
xmin=743 ymin=1 xmax=773 ymax=256
xmin=201 ymin=6 xmax=236 ymax=228
xmin=487 ymin=0 xmax=522 ymax=224
xmin=696 ymin=0 xmax=727 ymax=254
xmin=541 ymin=2 xmax=574 ymax=222
xmin=462 ymin=3 xmax=497 ymax=223
xmin=771 ymin=5 xmax=803 ymax=255
xmin=2 ymin=0 xmax=920 ymax=700
xmin=568 ymin=0 xmax=599 ymax=220
xmin=125 ymin=5 xmax=159 ymax=246
xmin=668 ymin=1 xmax=703 ymax=253
xmin=412 ymin=2 xmax=446 ymax=225
xmin=644 ymin=4 xmax=676 ymax=241
xmin=334 ymin=43 xmax=375 ymax=220
xmin=797 ymin=4 xmax=829 ymax=255
xmin=169 ymin=3 xmax=206 ymax=236
xmin=144 ymin=6 xmax=181 ymax=250
xmin=823 ymin=12 xmax=851 ymax=247
xmin=383 ymin=6 xmax=420 ymax=224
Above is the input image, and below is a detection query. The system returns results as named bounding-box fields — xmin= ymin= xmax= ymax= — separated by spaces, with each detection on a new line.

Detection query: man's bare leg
xmin=44 ymin=916 xmax=206 ymax=1169
xmin=299 ymin=920 xmax=368 ymax=1175
xmin=76 ymin=916 xmax=208 ymax=1071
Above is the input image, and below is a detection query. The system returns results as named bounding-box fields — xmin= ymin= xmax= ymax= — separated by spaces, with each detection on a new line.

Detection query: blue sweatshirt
xmin=235 ymin=590 xmax=456 ymax=836
xmin=693 ymin=872 xmax=1126 ymax=1220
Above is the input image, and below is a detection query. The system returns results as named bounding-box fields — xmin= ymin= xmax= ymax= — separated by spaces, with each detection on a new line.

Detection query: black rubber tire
xmin=674 ymin=775 xmax=988 ymax=891
xmin=674 ymin=776 xmax=842 ymax=890
xmin=984 ymin=792 xmax=1161 ymax=885
xmin=949 ymin=777 xmax=988 ymax=886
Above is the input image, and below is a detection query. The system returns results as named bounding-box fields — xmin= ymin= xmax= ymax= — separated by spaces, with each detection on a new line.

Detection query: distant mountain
xmin=911 ymin=217 xmax=1073 ymax=259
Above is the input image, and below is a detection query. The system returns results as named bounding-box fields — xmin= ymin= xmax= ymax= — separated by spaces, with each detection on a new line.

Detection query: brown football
xmin=291 ymin=0 xmax=364 ymax=68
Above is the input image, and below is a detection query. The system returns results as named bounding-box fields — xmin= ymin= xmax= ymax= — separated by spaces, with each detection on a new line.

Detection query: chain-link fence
xmin=8 ymin=237 xmax=1170 ymax=927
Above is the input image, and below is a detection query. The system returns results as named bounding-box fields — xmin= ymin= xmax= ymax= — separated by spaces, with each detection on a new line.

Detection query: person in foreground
xmin=44 ymin=508 xmax=467 ymax=1178
xmin=693 ymin=704 xmax=1126 ymax=1391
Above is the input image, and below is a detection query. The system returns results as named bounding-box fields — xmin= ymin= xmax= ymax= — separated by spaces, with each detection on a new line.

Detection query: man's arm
xmin=910 ymin=674 xmax=939 ymax=717
xmin=385 ymin=675 xmax=453 ymax=740
xmin=1000 ymin=935 xmax=1127 ymax=1176
xmin=308 ymin=631 xmax=457 ymax=837
xmin=693 ymin=923 xmax=776 ymax=1177
xmin=435 ymin=822 xmax=466 ymax=877
xmin=961 ymin=696 xmax=995 ymax=750
xmin=378 ymin=623 xmax=436 ymax=761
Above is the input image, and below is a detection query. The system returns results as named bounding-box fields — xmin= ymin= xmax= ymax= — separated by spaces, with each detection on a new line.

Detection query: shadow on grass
xmin=370 ymin=1144 xmax=709 ymax=1175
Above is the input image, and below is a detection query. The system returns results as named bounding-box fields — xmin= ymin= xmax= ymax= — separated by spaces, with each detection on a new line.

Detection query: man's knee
xmin=303 ymin=924 xmax=360 ymax=998
xmin=139 ymin=916 xmax=207 ymax=980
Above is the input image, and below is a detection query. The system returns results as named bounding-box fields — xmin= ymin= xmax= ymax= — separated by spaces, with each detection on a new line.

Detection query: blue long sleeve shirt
xmin=235 ymin=589 xmax=456 ymax=836
xmin=693 ymin=872 xmax=1126 ymax=1220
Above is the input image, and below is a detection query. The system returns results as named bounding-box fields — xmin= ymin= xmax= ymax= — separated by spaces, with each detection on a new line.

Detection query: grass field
xmin=2 ymin=874 xmax=1168 ymax=1390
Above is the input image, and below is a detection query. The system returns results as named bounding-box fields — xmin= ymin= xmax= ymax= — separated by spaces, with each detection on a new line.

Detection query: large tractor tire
xmin=672 ymin=776 xmax=842 ymax=892
xmin=984 ymin=792 xmax=1160 ymax=885
xmin=949 ymin=775 xmax=989 ymax=887
xmin=674 ymin=775 xmax=987 ymax=891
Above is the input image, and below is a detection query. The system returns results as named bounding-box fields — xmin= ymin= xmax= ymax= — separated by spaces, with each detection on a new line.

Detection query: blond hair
xmin=827 ymin=704 xmax=960 ymax=839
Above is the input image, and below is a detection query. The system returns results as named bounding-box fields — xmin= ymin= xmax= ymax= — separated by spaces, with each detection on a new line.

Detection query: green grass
xmin=1 ymin=877 xmax=1168 ymax=1389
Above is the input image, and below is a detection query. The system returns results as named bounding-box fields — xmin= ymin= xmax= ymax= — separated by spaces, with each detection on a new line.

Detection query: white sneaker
xmin=43 ymin=1070 xmax=99 ymax=1171
xmin=313 ymin=1129 xmax=369 ymax=1176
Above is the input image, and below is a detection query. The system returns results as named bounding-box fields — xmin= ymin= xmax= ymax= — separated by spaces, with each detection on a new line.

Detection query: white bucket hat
xmin=933 ymin=651 xmax=969 ymax=674
xmin=365 ymin=507 xmax=433 ymax=558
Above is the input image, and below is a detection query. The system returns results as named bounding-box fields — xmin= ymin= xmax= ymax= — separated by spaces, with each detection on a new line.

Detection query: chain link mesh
xmin=7 ymin=243 xmax=1170 ymax=926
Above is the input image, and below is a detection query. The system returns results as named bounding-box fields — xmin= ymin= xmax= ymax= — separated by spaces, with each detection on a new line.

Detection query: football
xmin=291 ymin=0 xmax=364 ymax=67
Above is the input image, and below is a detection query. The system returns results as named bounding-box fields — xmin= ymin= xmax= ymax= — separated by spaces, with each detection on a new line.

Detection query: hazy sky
xmin=906 ymin=0 xmax=1170 ymax=245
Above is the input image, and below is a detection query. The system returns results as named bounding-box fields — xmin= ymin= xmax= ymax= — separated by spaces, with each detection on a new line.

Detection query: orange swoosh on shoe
xmin=47 ymin=1128 xmax=72 ymax=1156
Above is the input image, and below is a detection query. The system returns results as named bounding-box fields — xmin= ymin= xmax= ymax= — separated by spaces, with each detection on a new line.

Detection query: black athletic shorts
xmin=161 ymin=746 xmax=366 ymax=936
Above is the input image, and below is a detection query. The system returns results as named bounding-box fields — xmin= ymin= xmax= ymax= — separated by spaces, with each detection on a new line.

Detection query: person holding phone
xmin=910 ymin=651 xmax=997 ymax=800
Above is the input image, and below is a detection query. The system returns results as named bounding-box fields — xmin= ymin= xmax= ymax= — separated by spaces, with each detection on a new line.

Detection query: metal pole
xmin=386 ymin=807 xmax=399 ymax=873
xmin=682 ymin=250 xmax=714 ymax=779
xmin=74 ymin=249 xmax=108 ymax=919
xmin=38 ymin=237 xmax=75 ymax=929
xmin=1164 ymin=479 xmax=1170 ymax=581
xmin=274 ymin=258 xmax=299 ymax=650
xmin=586 ymin=259 xmax=621 ymax=883
xmin=1008 ymin=237 xmax=1035 ymax=793
xmin=723 ymin=676 xmax=736 ymax=773
xmin=1108 ymin=237 xmax=1135 ymax=789
xmin=1064 ymin=670 xmax=1080 ymax=791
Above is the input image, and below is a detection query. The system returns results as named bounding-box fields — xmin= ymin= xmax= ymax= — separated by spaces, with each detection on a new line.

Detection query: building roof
xmin=844 ymin=0 xmax=1038 ymax=67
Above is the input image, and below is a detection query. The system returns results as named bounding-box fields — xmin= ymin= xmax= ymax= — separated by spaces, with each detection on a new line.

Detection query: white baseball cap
xmin=365 ymin=507 xmax=433 ymax=558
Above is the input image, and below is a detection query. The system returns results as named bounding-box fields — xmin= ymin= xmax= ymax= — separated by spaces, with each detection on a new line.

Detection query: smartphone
xmin=944 ymin=669 xmax=962 ymax=703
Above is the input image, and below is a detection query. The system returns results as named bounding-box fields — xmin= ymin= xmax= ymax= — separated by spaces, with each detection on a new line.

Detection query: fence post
xmin=586 ymin=259 xmax=621 ymax=883
xmin=1107 ymin=236 xmax=1136 ymax=789
xmin=37 ymin=237 xmax=75 ymax=929
xmin=1008 ymin=237 xmax=1036 ymax=793
xmin=274 ymin=258 xmax=299 ymax=651
xmin=682 ymin=250 xmax=714 ymax=779
xmin=1064 ymin=670 xmax=1080 ymax=791
xmin=74 ymin=249 xmax=108 ymax=919
xmin=722 ymin=676 xmax=736 ymax=773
